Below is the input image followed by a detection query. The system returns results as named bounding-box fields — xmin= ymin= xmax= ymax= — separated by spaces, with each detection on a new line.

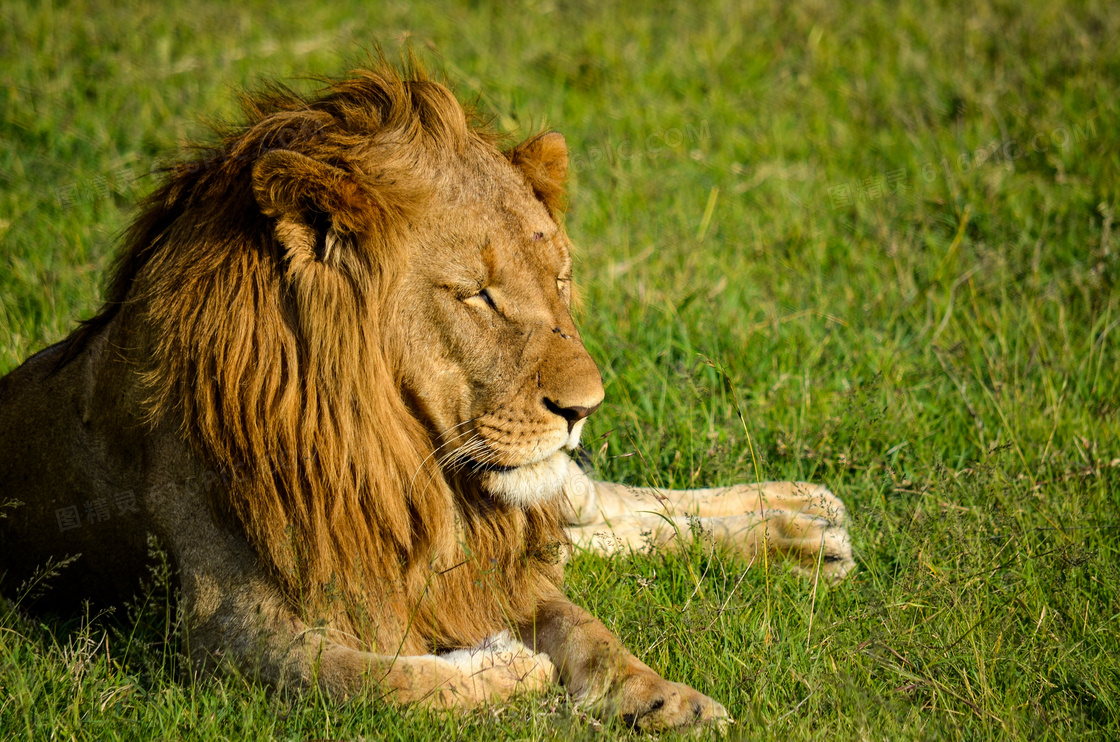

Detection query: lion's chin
xmin=480 ymin=451 xmax=569 ymax=508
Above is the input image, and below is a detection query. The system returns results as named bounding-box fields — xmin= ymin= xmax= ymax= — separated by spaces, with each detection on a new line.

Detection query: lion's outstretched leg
xmin=518 ymin=598 xmax=728 ymax=731
xmin=561 ymin=458 xmax=854 ymax=580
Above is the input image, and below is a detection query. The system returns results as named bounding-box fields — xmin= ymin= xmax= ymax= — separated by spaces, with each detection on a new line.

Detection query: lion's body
xmin=0 ymin=63 xmax=850 ymax=729
xmin=0 ymin=335 xmax=154 ymax=612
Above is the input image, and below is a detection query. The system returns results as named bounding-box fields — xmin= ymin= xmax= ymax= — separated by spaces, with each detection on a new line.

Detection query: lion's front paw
xmin=712 ymin=482 xmax=855 ymax=581
xmin=616 ymin=673 xmax=729 ymax=731
xmin=763 ymin=484 xmax=854 ymax=581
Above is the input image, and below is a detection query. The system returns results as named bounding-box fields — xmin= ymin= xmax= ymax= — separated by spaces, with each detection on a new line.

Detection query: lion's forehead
xmin=405 ymin=144 xmax=574 ymax=312
xmin=421 ymin=203 xmax=569 ymax=280
xmin=434 ymin=145 xmax=557 ymax=228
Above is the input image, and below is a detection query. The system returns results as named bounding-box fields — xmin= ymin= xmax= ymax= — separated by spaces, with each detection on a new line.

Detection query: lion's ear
xmin=508 ymin=131 xmax=568 ymax=216
xmin=252 ymin=149 xmax=371 ymax=265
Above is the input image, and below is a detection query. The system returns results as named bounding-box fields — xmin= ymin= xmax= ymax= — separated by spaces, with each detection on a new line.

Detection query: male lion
xmin=0 ymin=63 xmax=851 ymax=730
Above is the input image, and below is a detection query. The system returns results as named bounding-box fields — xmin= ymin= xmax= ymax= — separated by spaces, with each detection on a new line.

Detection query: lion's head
xmin=383 ymin=130 xmax=604 ymax=508
xmin=70 ymin=63 xmax=602 ymax=647
xmin=247 ymin=77 xmax=604 ymax=510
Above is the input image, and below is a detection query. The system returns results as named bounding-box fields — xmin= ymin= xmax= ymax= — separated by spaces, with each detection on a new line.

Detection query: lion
xmin=0 ymin=63 xmax=851 ymax=730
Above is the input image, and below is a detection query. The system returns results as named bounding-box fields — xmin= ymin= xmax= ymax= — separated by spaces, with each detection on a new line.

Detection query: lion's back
xmin=0 ymin=337 xmax=152 ymax=611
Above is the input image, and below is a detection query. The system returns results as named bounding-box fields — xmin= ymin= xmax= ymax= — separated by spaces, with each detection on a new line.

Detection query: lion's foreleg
xmin=565 ymin=476 xmax=855 ymax=580
xmin=150 ymin=458 xmax=548 ymax=709
xmin=180 ymin=576 xmax=552 ymax=708
xmin=517 ymin=598 xmax=727 ymax=730
xmin=286 ymin=628 xmax=555 ymax=707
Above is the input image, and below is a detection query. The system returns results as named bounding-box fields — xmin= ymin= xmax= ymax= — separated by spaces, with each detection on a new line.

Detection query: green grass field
xmin=2 ymin=0 xmax=1118 ymax=739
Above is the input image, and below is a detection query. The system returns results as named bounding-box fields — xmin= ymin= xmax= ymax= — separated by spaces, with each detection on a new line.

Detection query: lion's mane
xmin=64 ymin=63 xmax=568 ymax=651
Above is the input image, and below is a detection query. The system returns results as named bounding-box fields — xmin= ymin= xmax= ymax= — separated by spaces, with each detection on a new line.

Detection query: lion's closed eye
xmin=465 ymin=288 xmax=499 ymax=312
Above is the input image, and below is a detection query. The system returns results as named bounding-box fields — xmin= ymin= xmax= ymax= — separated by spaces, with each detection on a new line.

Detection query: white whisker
xmin=407 ymin=419 xmax=480 ymax=501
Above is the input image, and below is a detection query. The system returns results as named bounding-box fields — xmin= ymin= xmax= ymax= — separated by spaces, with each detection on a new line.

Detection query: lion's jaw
xmin=473 ymin=417 xmax=589 ymax=506
xmin=477 ymin=451 xmax=570 ymax=507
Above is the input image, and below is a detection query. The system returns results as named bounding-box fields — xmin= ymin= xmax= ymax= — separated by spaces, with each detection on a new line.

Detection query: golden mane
xmin=68 ymin=63 xmax=568 ymax=650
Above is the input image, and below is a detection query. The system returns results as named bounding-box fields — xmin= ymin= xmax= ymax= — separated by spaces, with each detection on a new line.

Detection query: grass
xmin=1 ymin=0 xmax=1118 ymax=739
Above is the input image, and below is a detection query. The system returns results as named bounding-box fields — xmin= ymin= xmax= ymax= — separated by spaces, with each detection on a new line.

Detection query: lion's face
xmin=389 ymin=134 xmax=604 ymax=507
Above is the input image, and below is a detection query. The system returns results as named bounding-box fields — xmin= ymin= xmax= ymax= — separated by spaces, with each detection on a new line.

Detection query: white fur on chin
xmin=482 ymin=451 xmax=570 ymax=507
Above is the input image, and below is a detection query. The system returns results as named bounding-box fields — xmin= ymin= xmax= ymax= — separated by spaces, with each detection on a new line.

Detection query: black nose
xmin=543 ymin=398 xmax=602 ymax=433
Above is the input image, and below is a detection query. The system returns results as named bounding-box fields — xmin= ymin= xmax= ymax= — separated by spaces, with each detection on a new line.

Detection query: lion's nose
xmin=543 ymin=398 xmax=602 ymax=433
